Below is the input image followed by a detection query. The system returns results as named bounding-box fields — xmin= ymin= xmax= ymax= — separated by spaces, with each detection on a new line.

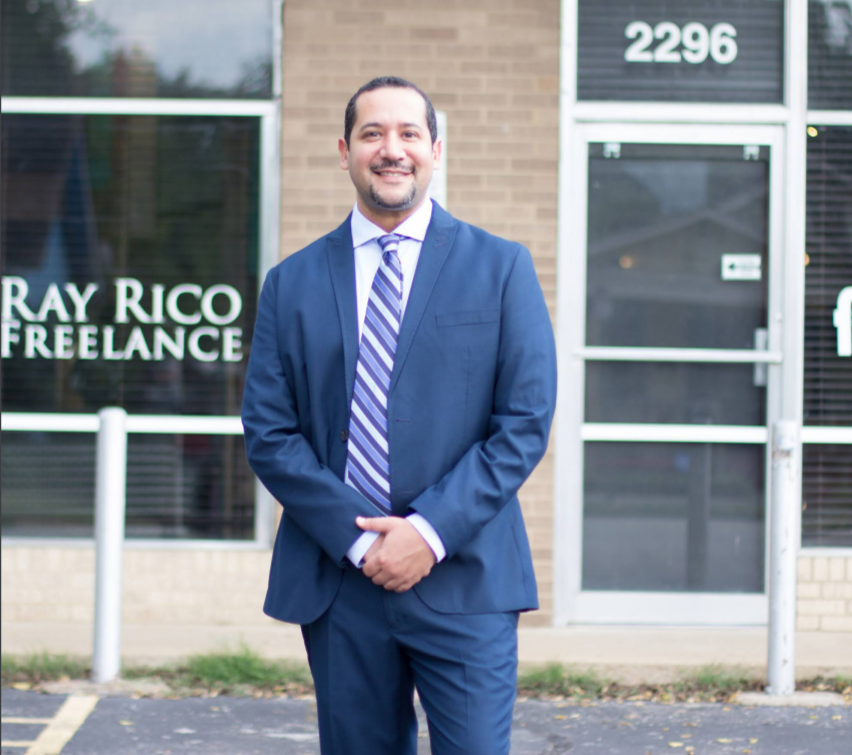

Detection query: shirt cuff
xmin=346 ymin=531 xmax=379 ymax=567
xmin=407 ymin=513 xmax=447 ymax=562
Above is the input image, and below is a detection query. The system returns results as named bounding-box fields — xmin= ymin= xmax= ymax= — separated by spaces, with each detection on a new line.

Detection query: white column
xmin=92 ymin=407 xmax=128 ymax=684
xmin=767 ymin=420 xmax=799 ymax=695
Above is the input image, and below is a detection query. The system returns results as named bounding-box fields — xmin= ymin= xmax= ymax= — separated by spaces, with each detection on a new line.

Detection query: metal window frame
xmin=0 ymin=0 xmax=284 ymax=549
xmin=553 ymin=0 xmax=831 ymax=625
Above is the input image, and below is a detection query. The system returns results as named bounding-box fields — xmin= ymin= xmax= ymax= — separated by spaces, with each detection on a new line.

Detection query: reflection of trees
xmin=1 ymin=0 xmax=272 ymax=99
xmin=809 ymin=0 xmax=852 ymax=108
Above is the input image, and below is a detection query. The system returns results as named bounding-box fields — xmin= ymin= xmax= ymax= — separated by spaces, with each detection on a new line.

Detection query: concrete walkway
xmin=3 ymin=622 xmax=851 ymax=682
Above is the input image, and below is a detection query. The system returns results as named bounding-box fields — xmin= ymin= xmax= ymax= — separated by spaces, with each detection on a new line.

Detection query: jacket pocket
xmin=436 ymin=309 xmax=500 ymax=327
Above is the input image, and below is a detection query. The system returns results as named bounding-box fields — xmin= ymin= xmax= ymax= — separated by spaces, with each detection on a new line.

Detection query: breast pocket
xmin=436 ymin=309 xmax=500 ymax=328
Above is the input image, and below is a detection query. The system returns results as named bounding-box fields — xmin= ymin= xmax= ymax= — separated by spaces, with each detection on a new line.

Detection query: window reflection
xmin=1 ymin=0 xmax=273 ymax=99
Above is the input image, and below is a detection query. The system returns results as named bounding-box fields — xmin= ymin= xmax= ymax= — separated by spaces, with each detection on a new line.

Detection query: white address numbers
xmin=625 ymin=21 xmax=738 ymax=65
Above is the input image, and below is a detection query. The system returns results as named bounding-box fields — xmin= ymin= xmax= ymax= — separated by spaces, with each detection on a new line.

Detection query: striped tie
xmin=344 ymin=234 xmax=404 ymax=515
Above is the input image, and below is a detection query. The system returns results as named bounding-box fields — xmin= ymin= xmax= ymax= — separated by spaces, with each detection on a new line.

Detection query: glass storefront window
xmin=1 ymin=113 xmax=262 ymax=540
xmin=1 ymin=0 xmax=273 ymax=99
xmin=803 ymin=125 xmax=852 ymax=548
xmin=586 ymin=143 xmax=770 ymax=350
xmin=1 ymin=431 xmax=255 ymax=539
xmin=808 ymin=0 xmax=852 ymax=110
xmin=583 ymin=442 xmax=766 ymax=593
xmin=577 ymin=0 xmax=784 ymax=103
xmin=1 ymin=114 xmax=260 ymax=415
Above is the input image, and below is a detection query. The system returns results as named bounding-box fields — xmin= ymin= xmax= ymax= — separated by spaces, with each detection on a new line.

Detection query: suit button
xmin=340 ymin=430 xmax=348 ymax=442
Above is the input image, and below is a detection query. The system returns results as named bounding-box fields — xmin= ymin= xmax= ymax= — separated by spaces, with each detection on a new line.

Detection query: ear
xmin=432 ymin=139 xmax=442 ymax=169
xmin=338 ymin=138 xmax=350 ymax=170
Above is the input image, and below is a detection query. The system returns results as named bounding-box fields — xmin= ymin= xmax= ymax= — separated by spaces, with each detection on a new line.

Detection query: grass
xmin=3 ymin=651 xmax=851 ymax=702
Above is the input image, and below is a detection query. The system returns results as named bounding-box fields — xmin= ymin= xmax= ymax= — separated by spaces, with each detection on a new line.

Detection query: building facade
xmin=1 ymin=0 xmax=850 ymax=639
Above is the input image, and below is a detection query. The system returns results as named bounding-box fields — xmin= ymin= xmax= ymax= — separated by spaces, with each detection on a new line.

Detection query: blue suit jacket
xmin=242 ymin=201 xmax=557 ymax=625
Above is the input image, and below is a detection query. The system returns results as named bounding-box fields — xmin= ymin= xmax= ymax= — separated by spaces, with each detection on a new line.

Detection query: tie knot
xmin=378 ymin=234 xmax=403 ymax=252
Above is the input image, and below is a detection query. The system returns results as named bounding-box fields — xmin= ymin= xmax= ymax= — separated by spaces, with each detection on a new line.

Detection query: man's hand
xmin=357 ymin=516 xmax=436 ymax=592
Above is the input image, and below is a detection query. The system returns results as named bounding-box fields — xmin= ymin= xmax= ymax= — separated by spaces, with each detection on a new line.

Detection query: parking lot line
xmin=1 ymin=742 xmax=36 ymax=749
xmin=24 ymin=695 xmax=99 ymax=755
xmin=1 ymin=718 xmax=54 ymax=724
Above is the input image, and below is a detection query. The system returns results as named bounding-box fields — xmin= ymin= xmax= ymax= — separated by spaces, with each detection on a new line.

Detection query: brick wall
xmin=797 ymin=555 xmax=852 ymax=632
xmin=278 ymin=0 xmax=561 ymax=624
xmin=0 ymin=546 xmax=271 ymax=626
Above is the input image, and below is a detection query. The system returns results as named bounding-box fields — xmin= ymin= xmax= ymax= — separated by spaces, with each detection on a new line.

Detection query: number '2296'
xmin=625 ymin=21 xmax=738 ymax=65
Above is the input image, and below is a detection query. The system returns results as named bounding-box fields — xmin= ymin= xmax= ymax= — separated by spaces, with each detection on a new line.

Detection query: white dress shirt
xmin=345 ymin=200 xmax=447 ymax=567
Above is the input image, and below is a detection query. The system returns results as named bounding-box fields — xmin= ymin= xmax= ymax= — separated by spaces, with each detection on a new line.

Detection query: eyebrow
xmin=358 ymin=122 xmax=423 ymax=132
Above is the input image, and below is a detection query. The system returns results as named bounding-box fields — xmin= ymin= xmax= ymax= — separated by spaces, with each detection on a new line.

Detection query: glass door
xmin=568 ymin=124 xmax=784 ymax=625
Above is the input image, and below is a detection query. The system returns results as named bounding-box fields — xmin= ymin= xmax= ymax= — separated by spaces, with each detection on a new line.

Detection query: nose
xmin=380 ymin=133 xmax=406 ymax=162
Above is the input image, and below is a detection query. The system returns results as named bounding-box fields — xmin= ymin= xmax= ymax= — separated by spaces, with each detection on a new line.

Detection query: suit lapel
xmin=326 ymin=215 xmax=359 ymax=406
xmin=391 ymin=201 xmax=458 ymax=393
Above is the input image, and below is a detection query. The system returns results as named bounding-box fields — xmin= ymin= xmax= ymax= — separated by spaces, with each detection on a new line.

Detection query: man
xmin=242 ymin=76 xmax=556 ymax=755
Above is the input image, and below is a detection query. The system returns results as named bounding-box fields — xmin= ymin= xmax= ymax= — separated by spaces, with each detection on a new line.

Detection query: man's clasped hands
xmin=356 ymin=516 xmax=437 ymax=593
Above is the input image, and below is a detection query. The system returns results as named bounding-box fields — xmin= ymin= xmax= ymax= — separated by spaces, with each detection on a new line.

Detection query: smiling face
xmin=339 ymin=86 xmax=441 ymax=232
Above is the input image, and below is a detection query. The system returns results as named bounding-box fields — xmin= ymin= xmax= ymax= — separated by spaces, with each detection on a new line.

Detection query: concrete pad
xmin=734 ymin=691 xmax=848 ymax=707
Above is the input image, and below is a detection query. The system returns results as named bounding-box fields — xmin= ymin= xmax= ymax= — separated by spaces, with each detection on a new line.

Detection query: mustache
xmin=371 ymin=162 xmax=413 ymax=173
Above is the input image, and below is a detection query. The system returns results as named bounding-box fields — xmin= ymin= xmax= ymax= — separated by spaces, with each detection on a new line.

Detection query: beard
xmin=368 ymin=180 xmax=417 ymax=211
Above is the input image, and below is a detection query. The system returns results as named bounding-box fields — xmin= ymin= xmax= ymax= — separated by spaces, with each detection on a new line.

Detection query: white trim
xmin=125 ymin=416 xmax=243 ymax=434
xmin=799 ymin=548 xmax=852 ymax=558
xmin=576 ymin=347 xmax=783 ymax=364
xmin=572 ymin=102 xmax=790 ymax=125
xmin=1 ymin=413 xmax=243 ymax=435
xmin=801 ymin=427 xmax=852 ymax=444
xmin=1 ymin=413 xmax=99 ymax=432
xmin=579 ymin=121 xmax=782 ymax=146
xmin=807 ymin=111 xmax=852 ymax=126
xmin=574 ymin=592 xmax=767 ymax=626
xmin=0 ymin=538 xmax=267 ymax=551
xmin=552 ymin=0 xmax=583 ymax=626
xmin=2 ymin=97 xmax=276 ymax=117
xmin=582 ymin=424 xmax=768 ymax=444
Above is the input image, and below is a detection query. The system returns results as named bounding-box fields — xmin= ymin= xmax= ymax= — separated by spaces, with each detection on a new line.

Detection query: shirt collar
xmin=350 ymin=199 xmax=433 ymax=249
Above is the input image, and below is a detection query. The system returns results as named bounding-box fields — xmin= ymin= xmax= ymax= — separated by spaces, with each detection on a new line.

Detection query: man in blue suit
xmin=242 ymin=76 xmax=556 ymax=754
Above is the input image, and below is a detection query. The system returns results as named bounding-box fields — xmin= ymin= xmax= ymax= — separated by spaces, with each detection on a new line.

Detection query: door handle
xmin=753 ymin=328 xmax=768 ymax=386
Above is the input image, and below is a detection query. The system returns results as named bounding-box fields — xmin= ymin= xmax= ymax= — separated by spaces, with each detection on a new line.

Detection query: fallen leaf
xmin=809 ymin=715 xmax=818 ymax=720
xmin=750 ymin=738 xmax=758 ymax=743
xmin=685 ymin=748 xmax=695 ymax=753
xmin=662 ymin=727 xmax=670 ymax=731
xmin=680 ymin=733 xmax=692 ymax=738
xmin=717 ymin=738 xmax=733 ymax=743
xmin=668 ymin=743 xmax=684 ymax=748
xmin=832 ymin=715 xmax=842 ymax=721
xmin=743 ymin=750 xmax=751 ymax=754
xmin=119 ymin=720 xmax=134 ymax=726
xmin=554 ymin=715 xmax=566 ymax=720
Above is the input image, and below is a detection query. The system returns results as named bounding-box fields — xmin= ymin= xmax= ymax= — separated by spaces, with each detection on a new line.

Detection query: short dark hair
xmin=344 ymin=76 xmax=438 ymax=147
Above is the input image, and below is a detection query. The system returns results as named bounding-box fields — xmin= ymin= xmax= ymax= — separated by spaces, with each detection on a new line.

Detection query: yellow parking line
xmin=1 ymin=718 xmax=53 ymax=724
xmin=25 ymin=695 xmax=99 ymax=755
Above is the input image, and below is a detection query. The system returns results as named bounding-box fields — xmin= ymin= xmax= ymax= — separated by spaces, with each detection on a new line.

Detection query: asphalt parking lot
xmin=1 ymin=688 xmax=849 ymax=755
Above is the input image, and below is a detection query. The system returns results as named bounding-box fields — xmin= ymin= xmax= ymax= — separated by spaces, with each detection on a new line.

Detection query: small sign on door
xmin=721 ymin=254 xmax=762 ymax=281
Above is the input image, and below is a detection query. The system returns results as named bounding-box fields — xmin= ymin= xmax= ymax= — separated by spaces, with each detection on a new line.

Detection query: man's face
xmin=339 ymin=87 xmax=441 ymax=230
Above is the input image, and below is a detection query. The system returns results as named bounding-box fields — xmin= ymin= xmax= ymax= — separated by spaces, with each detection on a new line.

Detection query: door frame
xmin=553 ymin=123 xmax=786 ymax=625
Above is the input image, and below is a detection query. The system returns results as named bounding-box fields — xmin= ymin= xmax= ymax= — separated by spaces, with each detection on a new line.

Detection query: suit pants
xmin=301 ymin=565 xmax=519 ymax=755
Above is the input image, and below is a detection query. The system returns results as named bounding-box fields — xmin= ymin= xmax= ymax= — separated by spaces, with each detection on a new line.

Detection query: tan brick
xmin=829 ymin=557 xmax=846 ymax=581
xmin=797 ymin=614 xmax=820 ymax=631
xmin=798 ymin=583 xmax=822 ymax=599
xmin=821 ymin=616 xmax=852 ymax=631
xmin=798 ymin=557 xmax=812 ymax=581
xmin=797 ymin=599 xmax=846 ymax=616
xmin=822 ymin=583 xmax=852 ymax=599
xmin=813 ymin=557 xmax=829 ymax=582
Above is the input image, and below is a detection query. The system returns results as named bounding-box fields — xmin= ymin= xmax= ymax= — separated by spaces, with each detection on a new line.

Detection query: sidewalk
xmin=4 ymin=622 xmax=851 ymax=682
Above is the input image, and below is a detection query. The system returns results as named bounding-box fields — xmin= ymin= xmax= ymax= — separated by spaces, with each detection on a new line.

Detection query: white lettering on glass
xmin=625 ymin=22 xmax=738 ymax=65
xmin=835 ymin=286 xmax=852 ymax=357
xmin=115 ymin=278 xmax=153 ymax=324
xmin=0 ymin=276 xmax=244 ymax=362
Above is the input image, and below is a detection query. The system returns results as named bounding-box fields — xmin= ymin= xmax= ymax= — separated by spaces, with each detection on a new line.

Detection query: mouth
xmin=371 ymin=167 xmax=413 ymax=178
